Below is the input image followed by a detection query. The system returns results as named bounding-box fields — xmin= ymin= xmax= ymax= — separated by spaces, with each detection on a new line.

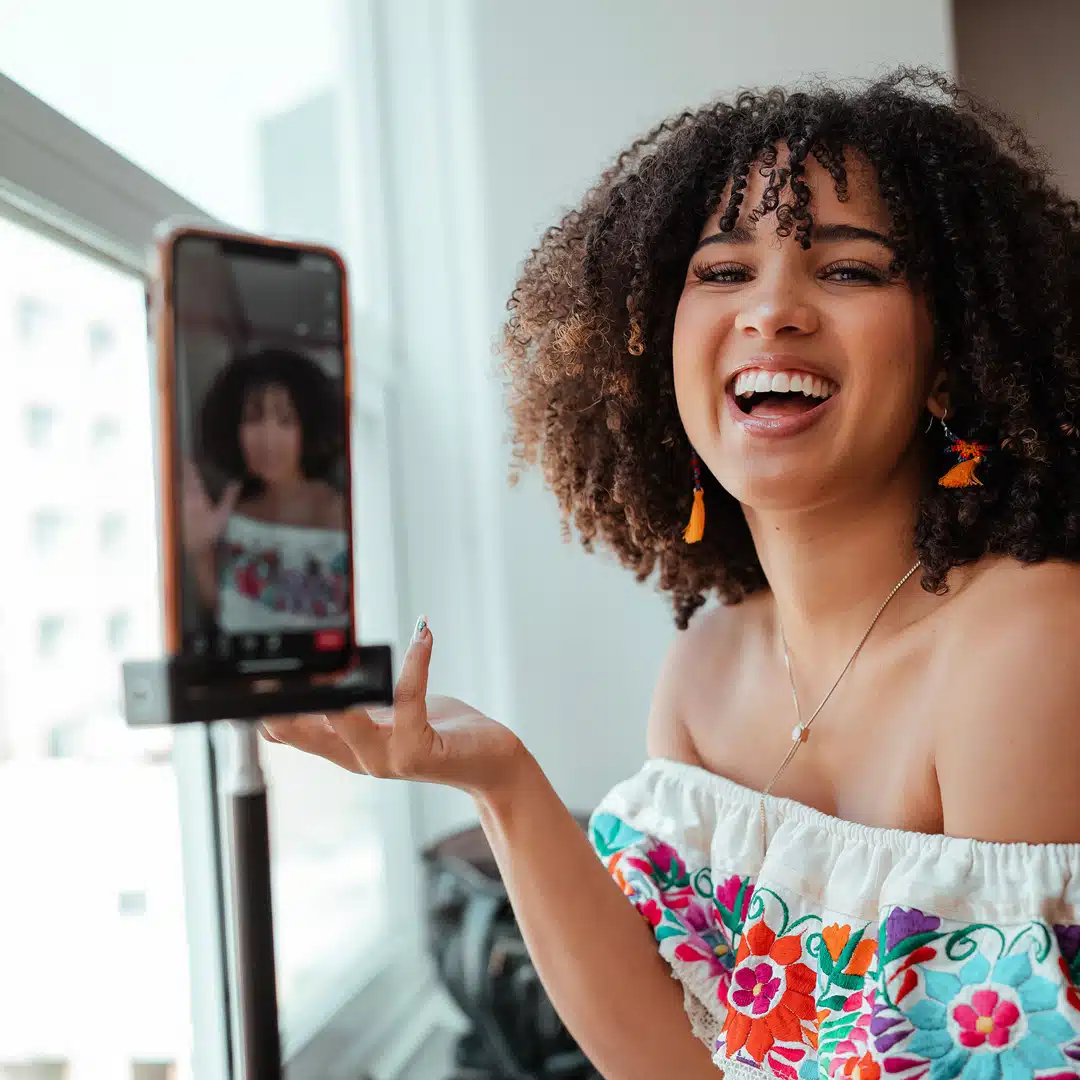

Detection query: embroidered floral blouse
xmin=589 ymin=758 xmax=1080 ymax=1080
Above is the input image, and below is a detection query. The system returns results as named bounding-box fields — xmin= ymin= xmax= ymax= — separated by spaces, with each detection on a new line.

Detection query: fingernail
xmin=412 ymin=615 xmax=428 ymax=643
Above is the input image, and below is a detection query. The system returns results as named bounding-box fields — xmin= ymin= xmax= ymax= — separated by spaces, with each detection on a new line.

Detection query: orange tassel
xmin=938 ymin=459 xmax=982 ymax=488
xmin=938 ymin=438 xmax=987 ymax=488
xmin=683 ymin=487 xmax=705 ymax=543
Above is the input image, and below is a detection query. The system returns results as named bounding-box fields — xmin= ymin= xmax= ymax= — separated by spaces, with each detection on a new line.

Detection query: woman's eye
xmin=693 ymin=263 xmax=751 ymax=284
xmin=821 ymin=263 xmax=887 ymax=284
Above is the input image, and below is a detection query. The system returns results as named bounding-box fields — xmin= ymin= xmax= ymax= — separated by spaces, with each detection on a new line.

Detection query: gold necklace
xmin=757 ymin=559 xmax=922 ymax=859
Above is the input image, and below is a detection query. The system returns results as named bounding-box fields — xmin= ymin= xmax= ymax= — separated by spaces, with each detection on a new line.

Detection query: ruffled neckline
xmin=643 ymin=755 xmax=1080 ymax=860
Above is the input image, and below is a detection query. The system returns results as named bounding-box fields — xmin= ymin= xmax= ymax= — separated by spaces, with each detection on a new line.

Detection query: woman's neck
xmin=255 ymin=476 xmax=310 ymax=512
xmin=744 ymin=467 xmax=937 ymax=671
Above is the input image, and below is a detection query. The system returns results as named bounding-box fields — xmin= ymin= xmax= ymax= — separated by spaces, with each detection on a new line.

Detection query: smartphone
xmin=152 ymin=225 xmax=355 ymax=680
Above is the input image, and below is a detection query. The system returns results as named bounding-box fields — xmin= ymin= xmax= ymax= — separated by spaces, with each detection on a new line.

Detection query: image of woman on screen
xmin=182 ymin=345 xmax=349 ymax=633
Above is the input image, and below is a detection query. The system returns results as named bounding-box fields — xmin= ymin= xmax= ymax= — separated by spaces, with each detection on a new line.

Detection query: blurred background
xmin=0 ymin=1 xmax=1075 ymax=1077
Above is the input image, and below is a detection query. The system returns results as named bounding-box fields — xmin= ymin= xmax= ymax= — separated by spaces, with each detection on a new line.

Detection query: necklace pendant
xmin=791 ymin=723 xmax=809 ymax=744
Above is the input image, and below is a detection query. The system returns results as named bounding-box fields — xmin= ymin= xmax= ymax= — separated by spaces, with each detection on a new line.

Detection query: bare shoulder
xmin=935 ymin=557 xmax=1080 ymax=843
xmin=645 ymin=597 xmax=758 ymax=766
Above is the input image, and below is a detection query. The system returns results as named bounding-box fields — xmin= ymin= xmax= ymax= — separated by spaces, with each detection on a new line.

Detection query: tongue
xmin=749 ymin=394 xmax=819 ymax=418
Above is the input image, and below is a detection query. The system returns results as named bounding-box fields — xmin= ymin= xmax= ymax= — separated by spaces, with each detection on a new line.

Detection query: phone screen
xmin=170 ymin=233 xmax=353 ymax=677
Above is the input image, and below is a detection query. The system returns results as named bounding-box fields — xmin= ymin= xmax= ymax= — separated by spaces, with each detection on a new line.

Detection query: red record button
xmin=314 ymin=629 xmax=347 ymax=651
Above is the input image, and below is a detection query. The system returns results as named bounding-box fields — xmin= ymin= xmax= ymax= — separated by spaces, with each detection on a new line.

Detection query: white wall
xmin=954 ymin=0 xmax=1080 ymax=199
xmin=378 ymin=0 xmax=956 ymax=845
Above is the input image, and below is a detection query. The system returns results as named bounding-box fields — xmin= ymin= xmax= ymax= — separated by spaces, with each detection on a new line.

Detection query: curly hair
xmin=198 ymin=346 xmax=343 ymax=494
xmin=500 ymin=66 xmax=1080 ymax=629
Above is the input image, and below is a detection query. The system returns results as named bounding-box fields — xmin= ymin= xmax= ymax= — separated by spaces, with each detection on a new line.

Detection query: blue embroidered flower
xmin=899 ymin=949 xmax=1076 ymax=1079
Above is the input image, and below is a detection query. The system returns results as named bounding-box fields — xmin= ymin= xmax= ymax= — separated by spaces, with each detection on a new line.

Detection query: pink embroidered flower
xmin=637 ymin=899 xmax=663 ymax=928
xmin=830 ymin=993 xmax=877 ymax=1078
xmin=732 ymin=961 xmax=783 ymax=1015
xmin=716 ymin=874 xmax=754 ymax=921
xmin=953 ymin=988 xmax=1020 ymax=1049
xmin=640 ymin=841 xmax=687 ymax=887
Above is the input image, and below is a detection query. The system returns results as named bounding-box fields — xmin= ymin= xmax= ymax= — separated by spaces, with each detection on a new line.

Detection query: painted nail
xmin=412 ymin=615 xmax=428 ymax=643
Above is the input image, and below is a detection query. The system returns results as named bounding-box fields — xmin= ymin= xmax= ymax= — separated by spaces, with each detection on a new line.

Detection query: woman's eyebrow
xmin=694 ymin=222 xmax=895 ymax=252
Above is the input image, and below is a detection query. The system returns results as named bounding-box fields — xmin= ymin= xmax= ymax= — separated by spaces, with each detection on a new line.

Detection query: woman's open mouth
xmin=725 ymin=367 xmax=839 ymax=436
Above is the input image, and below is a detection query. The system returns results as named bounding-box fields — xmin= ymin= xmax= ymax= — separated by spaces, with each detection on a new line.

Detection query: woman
xmin=183 ymin=346 xmax=349 ymax=632
xmin=264 ymin=69 xmax=1080 ymax=1079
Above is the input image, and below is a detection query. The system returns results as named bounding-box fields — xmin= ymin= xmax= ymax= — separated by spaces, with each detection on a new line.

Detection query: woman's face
xmin=673 ymin=148 xmax=937 ymax=512
xmin=238 ymin=382 xmax=303 ymax=486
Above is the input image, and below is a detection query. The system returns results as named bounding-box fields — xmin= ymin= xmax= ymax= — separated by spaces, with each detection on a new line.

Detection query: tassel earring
xmin=683 ymin=451 xmax=705 ymax=543
xmin=935 ymin=414 xmax=989 ymax=488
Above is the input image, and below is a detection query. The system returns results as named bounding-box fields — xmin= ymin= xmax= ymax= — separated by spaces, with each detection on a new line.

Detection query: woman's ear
xmin=926 ymin=370 xmax=951 ymax=421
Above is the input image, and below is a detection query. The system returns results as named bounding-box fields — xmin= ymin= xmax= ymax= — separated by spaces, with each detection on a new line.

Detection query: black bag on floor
xmin=423 ymin=819 xmax=600 ymax=1080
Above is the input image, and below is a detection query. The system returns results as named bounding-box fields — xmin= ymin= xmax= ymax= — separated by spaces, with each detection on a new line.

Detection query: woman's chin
xmin=713 ymin=457 xmax=836 ymax=513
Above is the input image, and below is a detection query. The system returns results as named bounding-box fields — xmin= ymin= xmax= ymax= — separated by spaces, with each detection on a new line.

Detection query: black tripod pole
xmin=221 ymin=720 xmax=282 ymax=1080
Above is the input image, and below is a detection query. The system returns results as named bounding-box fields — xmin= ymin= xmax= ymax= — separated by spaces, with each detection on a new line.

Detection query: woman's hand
xmin=182 ymin=460 xmax=240 ymax=555
xmin=261 ymin=619 xmax=530 ymax=801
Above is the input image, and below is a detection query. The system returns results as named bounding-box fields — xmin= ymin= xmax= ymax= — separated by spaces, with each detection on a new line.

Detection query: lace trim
xmin=664 ymin=946 xmax=726 ymax=1055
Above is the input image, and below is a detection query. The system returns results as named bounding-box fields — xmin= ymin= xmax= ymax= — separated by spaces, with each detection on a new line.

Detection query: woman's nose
xmin=733 ymin=280 xmax=818 ymax=339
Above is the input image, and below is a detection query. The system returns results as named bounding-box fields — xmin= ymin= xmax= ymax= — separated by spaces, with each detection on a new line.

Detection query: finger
xmin=217 ymin=481 xmax=242 ymax=517
xmin=325 ymin=706 xmax=393 ymax=777
xmin=261 ymin=713 xmax=362 ymax=773
xmin=392 ymin=616 xmax=433 ymax=738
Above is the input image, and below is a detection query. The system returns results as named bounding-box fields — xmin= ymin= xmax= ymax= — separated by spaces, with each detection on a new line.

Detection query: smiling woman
xmin=264 ymin=66 xmax=1080 ymax=1080
xmin=503 ymin=67 xmax=1080 ymax=630
xmin=674 ymin=151 xmax=936 ymax=512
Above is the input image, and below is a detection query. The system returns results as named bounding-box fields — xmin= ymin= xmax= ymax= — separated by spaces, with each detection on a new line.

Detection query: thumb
xmin=392 ymin=616 xmax=432 ymax=732
xmin=211 ymin=481 xmax=242 ymax=533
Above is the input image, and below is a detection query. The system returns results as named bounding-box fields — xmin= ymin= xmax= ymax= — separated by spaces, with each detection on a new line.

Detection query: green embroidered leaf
xmin=818 ymin=993 xmax=851 ymax=1012
xmin=819 ymin=1013 xmax=859 ymax=1054
xmin=835 ymin=925 xmax=867 ymax=972
xmin=590 ymin=813 xmax=644 ymax=859
xmin=656 ymin=925 xmax=684 ymax=942
xmin=882 ymin=930 xmax=942 ymax=965
xmin=817 ymin=940 xmax=836 ymax=980
xmin=828 ymin=969 xmax=869 ymax=993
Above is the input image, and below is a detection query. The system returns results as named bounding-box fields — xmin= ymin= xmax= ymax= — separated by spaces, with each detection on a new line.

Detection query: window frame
xmin=0 ymin=3 xmax=437 ymax=1070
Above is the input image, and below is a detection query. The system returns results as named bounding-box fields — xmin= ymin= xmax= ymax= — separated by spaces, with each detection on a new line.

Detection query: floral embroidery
xmin=824 ymin=990 xmax=878 ymax=1079
xmin=873 ymin=908 xmax=1080 ymax=1080
xmin=721 ymin=896 xmax=819 ymax=1080
xmin=588 ymin=813 xmax=1080 ymax=1080
xmin=588 ymin=814 xmax=745 ymax=1011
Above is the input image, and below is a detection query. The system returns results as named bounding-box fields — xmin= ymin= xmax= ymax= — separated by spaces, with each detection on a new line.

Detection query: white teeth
xmin=732 ymin=369 xmax=837 ymax=401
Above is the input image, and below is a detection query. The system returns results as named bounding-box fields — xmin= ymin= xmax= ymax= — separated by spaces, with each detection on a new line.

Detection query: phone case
xmin=149 ymin=221 xmax=356 ymax=675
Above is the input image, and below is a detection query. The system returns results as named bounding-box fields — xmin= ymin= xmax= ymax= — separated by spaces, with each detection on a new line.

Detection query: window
xmin=87 ymin=320 xmax=117 ymax=364
xmin=90 ymin=415 xmax=122 ymax=452
xmin=14 ymin=295 xmax=50 ymax=343
xmin=36 ymin=613 xmax=68 ymax=658
xmin=0 ymin=4 xmax=414 ymax=1073
xmin=23 ymin=404 xmax=55 ymax=448
xmin=99 ymin=512 xmax=128 ymax=556
xmin=106 ymin=611 xmax=132 ymax=653
xmin=0 ymin=219 xmax=195 ymax=1079
xmin=30 ymin=509 xmax=66 ymax=553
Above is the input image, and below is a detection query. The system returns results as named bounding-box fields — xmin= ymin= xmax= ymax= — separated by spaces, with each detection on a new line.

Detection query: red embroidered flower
xmin=1060 ymin=956 xmax=1080 ymax=1014
xmin=953 ymin=988 xmax=1020 ymax=1049
xmin=722 ymin=920 xmax=817 ymax=1073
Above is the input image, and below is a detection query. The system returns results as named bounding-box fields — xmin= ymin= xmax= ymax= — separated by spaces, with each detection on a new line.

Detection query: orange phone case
xmin=150 ymin=222 xmax=355 ymax=666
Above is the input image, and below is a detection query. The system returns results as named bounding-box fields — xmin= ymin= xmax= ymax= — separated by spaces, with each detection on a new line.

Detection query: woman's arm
xmin=261 ymin=624 xmax=720 ymax=1080
xmin=475 ymin=759 xmax=719 ymax=1080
